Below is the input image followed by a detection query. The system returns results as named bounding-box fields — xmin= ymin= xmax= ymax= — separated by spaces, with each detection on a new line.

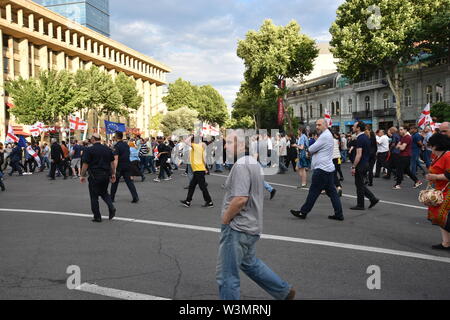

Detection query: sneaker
xmin=202 ymin=202 xmax=214 ymax=208
xmin=180 ymin=200 xmax=191 ymax=208
xmin=413 ymin=181 xmax=423 ymax=189
xmin=392 ymin=185 xmax=401 ymax=190
xmin=290 ymin=210 xmax=307 ymax=219
xmin=270 ymin=189 xmax=277 ymax=200
xmin=164 ymin=177 xmax=172 ymax=181
xmin=153 ymin=178 xmax=161 ymax=183
xmin=285 ymin=288 xmax=296 ymax=300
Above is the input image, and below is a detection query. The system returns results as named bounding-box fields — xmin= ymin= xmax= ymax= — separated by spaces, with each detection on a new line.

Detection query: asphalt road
xmin=0 ymin=163 xmax=449 ymax=300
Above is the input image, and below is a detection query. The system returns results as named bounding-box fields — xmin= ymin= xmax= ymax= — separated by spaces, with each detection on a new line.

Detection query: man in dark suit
xmin=8 ymin=142 xmax=23 ymax=177
xmin=49 ymin=138 xmax=67 ymax=180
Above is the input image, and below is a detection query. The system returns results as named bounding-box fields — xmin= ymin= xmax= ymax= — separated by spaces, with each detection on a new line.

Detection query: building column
xmin=29 ymin=14 xmax=35 ymax=31
xmin=105 ymin=47 xmax=110 ymax=59
xmin=56 ymin=51 xmax=65 ymax=71
xmin=6 ymin=4 xmax=12 ymax=22
xmin=93 ymin=42 xmax=98 ymax=55
xmin=73 ymin=33 xmax=78 ymax=47
xmin=19 ymin=39 xmax=29 ymax=79
xmin=99 ymin=44 xmax=104 ymax=57
xmin=86 ymin=39 xmax=92 ymax=53
xmin=39 ymin=45 xmax=48 ymax=70
xmin=143 ymin=81 xmax=151 ymax=136
xmin=8 ymin=37 xmax=14 ymax=78
xmin=72 ymin=57 xmax=80 ymax=72
xmin=65 ymin=30 xmax=71 ymax=45
xmin=39 ymin=18 xmax=44 ymax=34
xmin=17 ymin=9 xmax=24 ymax=28
xmin=57 ymin=26 xmax=62 ymax=41
xmin=80 ymin=36 xmax=85 ymax=50
xmin=135 ymin=78 xmax=144 ymax=132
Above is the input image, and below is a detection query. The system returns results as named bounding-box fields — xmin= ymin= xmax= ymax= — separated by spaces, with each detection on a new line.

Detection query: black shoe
xmin=337 ymin=188 xmax=343 ymax=197
xmin=142 ymin=176 xmax=146 ymax=182
xmin=63 ymin=176 xmax=68 ymax=180
xmin=180 ymin=200 xmax=191 ymax=208
xmin=131 ymin=199 xmax=139 ymax=204
xmin=1 ymin=186 xmax=5 ymax=192
xmin=184 ymin=186 xmax=189 ymax=190
xmin=270 ymin=189 xmax=277 ymax=200
xmin=368 ymin=183 xmax=373 ymax=187
xmin=109 ymin=208 xmax=116 ymax=220
xmin=290 ymin=210 xmax=307 ymax=219
xmin=92 ymin=218 xmax=102 ymax=223
xmin=369 ymin=199 xmax=380 ymax=209
xmin=350 ymin=206 xmax=365 ymax=211
xmin=328 ymin=215 xmax=344 ymax=221
xmin=431 ymin=244 xmax=450 ymax=251
xmin=202 ymin=202 xmax=214 ymax=208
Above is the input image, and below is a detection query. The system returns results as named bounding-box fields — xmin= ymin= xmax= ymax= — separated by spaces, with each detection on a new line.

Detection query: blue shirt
xmin=391 ymin=134 xmax=401 ymax=154
xmin=356 ymin=133 xmax=371 ymax=166
xmin=412 ymin=132 xmax=423 ymax=154
xmin=308 ymin=129 xmax=335 ymax=172
xmin=129 ymin=147 xmax=140 ymax=162
xmin=72 ymin=144 xmax=83 ymax=159
xmin=297 ymin=134 xmax=309 ymax=148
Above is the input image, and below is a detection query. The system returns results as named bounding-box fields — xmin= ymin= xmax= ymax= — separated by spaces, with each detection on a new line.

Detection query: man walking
xmin=110 ymin=131 xmax=139 ymax=203
xmin=153 ymin=136 xmax=172 ymax=183
xmin=216 ymin=130 xmax=296 ymax=300
xmin=180 ymin=136 xmax=214 ymax=208
xmin=290 ymin=119 xmax=344 ymax=221
xmin=49 ymin=139 xmax=67 ymax=180
xmin=8 ymin=142 xmax=23 ymax=177
xmin=80 ymin=133 xmax=116 ymax=223
xmin=374 ymin=130 xmax=389 ymax=178
xmin=70 ymin=140 xmax=83 ymax=178
xmin=350 ymin=121 xmax=379 ymax=210
xmin=410 ymin=126 xmax=426 ymax=177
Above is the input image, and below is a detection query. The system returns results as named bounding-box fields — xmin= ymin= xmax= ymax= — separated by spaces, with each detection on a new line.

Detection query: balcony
xmin=373 ymin=108 xmax=397 ymax=117
xmin=353 ymin=78 xmax=388 ymax=92
xmin=353 ymin=110 xmax=373 ymax=119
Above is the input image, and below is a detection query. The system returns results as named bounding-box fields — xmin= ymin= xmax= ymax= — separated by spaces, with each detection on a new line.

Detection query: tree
xmin=149 ymin=112 xmax=163 ymax=135
xmin=115 ymin=72 xmax=143 ymax=111
xmin=6 ymin=70 xmax=85 ymax=125
xmin=74 ymin=66 xmax=123 ymax=128
xmin=163 ymin=78 xmax=198 ymax=111
xmin=237 ymin=19 xmax=318 ymax=131
xmin=225 ymin=116 xmax=255 ymax=129
xmin=431 ymin=102 xmax=450 ymax=123
xmin=330 ymin=0 xmax=449 ymax=126
xmin=160 ymin=107 xmax=199 ymax=137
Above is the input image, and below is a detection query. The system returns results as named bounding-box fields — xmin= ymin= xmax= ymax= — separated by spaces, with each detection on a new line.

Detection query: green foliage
xmin=6 ymin=70 xmax=86 ymax=125
xmin=162 ymin=78 xmax=228 ymax=126
xmin=115 ymin=72 xmax=143 ymax=111
xmin=149 ymin=113 xmax=164 ymax=134
xmin=237 ymin=19 xmax=318 ymax=96
xmin=225 ymin=116 xmax=255 ymax=129
xmin=431 ymin=102 xmax=450 ymax=123
xmin=160 ymin=107 xmax=199 ymax=137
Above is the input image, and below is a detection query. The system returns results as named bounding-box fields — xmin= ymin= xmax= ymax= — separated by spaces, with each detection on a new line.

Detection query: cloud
xmin=109 ymin=0 xmax=344 ymax=107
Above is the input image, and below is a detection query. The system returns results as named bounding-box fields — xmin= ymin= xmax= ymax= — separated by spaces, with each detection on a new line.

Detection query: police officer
xmin=49 ymin=138 xmax=67 ymax=180
xmin=110 ymin=131 xmax=139 ymax=203
xmin=80 ymin=133 xmax=117 ymax=223
xmin=8 ymin=142 xmax=24 ymax=176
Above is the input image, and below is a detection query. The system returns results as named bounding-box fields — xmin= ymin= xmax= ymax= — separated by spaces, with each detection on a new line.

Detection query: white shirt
xmin=333 ymin=139 xmax=341 ymax=159
xmin=308 ymin=129 xmax=335 ymax=172
xmin=376 ymin=135 xmax=389 ymax=153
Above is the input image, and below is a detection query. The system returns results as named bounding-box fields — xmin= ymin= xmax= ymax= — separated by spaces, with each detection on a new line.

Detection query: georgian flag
xmin=6 ymin=124 xmax=19 ymax=143
xmin=69 ymin=116 xmax=88 ymax=131
xmin=418 ymin=103 xmax=432 ymax=128
xmin=30 ymin=125 xmax=41 ymax=137
xmin=26 ymin=146 xmax=41 ymax=167
xmin=324 ymin=109 xmax=333 ymax=126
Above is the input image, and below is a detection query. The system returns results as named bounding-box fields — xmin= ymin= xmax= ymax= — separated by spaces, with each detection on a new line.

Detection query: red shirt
xmin=399 ymin=135 xmax=412 ymax=157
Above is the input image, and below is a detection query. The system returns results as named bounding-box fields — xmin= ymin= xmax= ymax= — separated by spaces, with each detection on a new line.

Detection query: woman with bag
xmin=423 ymin=133 xmax=450 ymax=251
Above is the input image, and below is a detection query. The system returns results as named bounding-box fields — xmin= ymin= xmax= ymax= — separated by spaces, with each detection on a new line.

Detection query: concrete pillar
xmin=56 ymin=51 xmax=65 ymax=71
xmin=30 ymin=45 xmax=35 ymax=77
xmin=99 ymin=65 xmax=105 ymax=72
xmin=93 ymin=42 xmax=98 ymax=55
xmin=136 ymin=78 xmax=144 ymax=131
xmin=57 ymin=26 xmax=62 ymax=41
xmin=48 ymin=23 xmax=54 ymax=38
xmin=72 ymin=57 xmax=80 ymax=72
xmin=80 ymin=36 xmax=85 ymax=50
xmin=17 ymin=9 xmax=23 ymax=28
xmin=110 ymin=49 xmax=115 ymax=61
xmin=29 ymin=14 xmax=34 ymax=31
xmin=39 ymin=18 xmax=44 ymax=34
xmin=65 ymin=30 xmax=71 ymax=45
xmin=39 ymin=45 xmax=48 ymax=70
xmin=8 ymin=37 xmax=14 ymax=78
xmin=18 ymin=39 xmax=29 ymax=79
xmin=6 ymin=4 xmax=12 ymax=22
xmin=73 ymin=33 xmax=78 ymax=47
xmin=99 ymin=44 xmax=104 ymax=57
xmin=87 ymin=39 xmax=92 ymax=53
xmin=105 ymin=47 xmax=110 ymax=59
xmin=85 ymin=61 xmax=93 ymax=69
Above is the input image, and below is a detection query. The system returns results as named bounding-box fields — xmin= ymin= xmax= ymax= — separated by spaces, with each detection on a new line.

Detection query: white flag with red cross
xmin=30 ymin=125 xmax=41 ymax=137
xmin=324 ymin=109 xmax=333 ymax=126
xmin=6 ymin=124 xmax=19 ymax=143
xmin=26 ymin=145 xmax=41 ymax=167
xmin=418 ymin=103 xmax=432 ymax=129
xmin=69 ymin=116 xmax=88 ymax=131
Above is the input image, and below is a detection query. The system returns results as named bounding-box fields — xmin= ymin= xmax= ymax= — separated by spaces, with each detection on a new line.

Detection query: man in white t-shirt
xmin=375 ymin=130 xmax=390 ymax=178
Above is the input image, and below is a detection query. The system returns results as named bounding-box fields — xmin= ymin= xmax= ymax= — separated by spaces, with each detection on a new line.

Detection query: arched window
xmin=426 ymin=85 xmax=433 ymax=104
xmin=383 ymin=93 xmax=389 ymax=110
xmin=336 ymin=101 xmax=340 ymax=115
xmin=436 ymin=84 xmax=444 ymax=102
xmin=348 ymin=99 xmax=353 ymax=113
xmin=404 ymin=89 xmax=412 ymax=107
xmin=331 ymin=102 xmax=335 ymax=115
xmin=365 ymin=96 xmax=371 ymax=111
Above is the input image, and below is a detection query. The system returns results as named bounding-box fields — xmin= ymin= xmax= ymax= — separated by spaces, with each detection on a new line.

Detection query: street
xmin=0 ymin=163 xmax=449 ymax=300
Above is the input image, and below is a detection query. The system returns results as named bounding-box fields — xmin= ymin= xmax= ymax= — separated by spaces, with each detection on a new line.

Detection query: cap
xmin=91 ymin=133 xmax=101 ymax=140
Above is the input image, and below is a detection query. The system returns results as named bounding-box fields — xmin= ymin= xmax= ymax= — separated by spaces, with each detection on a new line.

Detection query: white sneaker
xmin=153 ymin=178 xmax=161 ymax=183
xmin=164 ymin=177 xmax=172 ymax=181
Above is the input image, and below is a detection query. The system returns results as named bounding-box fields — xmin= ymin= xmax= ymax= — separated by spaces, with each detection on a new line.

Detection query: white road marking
xmin=75 ymin=283 xmax=170 ymax=300
xmin=211 ymin=173 xmax=427 ymax=210
xmin=1 ymin=208 xmax=449 ymax=264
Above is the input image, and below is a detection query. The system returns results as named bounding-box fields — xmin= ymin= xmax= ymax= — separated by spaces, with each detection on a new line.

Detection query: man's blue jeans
xmin=300 ymin=169 xmax=343 ymax=218
xmin=410 ymin=151 xmax=425 ymax=176
xmin=216 ymin=224 xmax=291 ymax=300
xmin=341 ymin=150 xmax=348 ymax=163
xmin=148 ymin=156 xmax=156 ymax=173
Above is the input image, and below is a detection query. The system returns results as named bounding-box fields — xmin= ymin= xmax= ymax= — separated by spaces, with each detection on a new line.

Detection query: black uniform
xmin=9 ymin=145 xmax=23 ymax=176
xmin=82 ymin=143 xmax=116 ymax=221
xmin=50 ymin=142 xmax=67 ymax=179
xmin=110 ymin=141 xmax=139 ymax=202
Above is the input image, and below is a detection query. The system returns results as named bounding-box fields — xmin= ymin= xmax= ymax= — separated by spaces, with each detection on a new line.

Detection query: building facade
xmin=0 ymin=0 xmax=171 ymax=141
xmin=287 ymin=57 xmax=450 ymax=133
xmin=34 ymin=0 xmax=110 ymax=37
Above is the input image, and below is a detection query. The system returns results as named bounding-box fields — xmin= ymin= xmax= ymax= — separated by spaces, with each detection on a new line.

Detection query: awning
xmin=13 ymin=126 xmax=30 ymax=137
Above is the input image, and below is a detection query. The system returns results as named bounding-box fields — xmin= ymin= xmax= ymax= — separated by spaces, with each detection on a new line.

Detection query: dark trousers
xmin=9 ymin=160 xmax=23 ymax=175
xmin=300 ymin=169 xmax=343 ymax=218
xmin=50 ymin=161 xmax=66 ymax=179
xmin=396 ymin=156 xmax=418 ymax=186
xmin=24 ymin=158 xmax=36 ymax=172
xmin=139 ymin=156 xmax=152 ymax=174
xmin=88 ymin=175 xmax=115 ymax=220
xmin=386 ymin=153 xmax=400 ymax=178
xmin=355 ymin=163 xmax=377 ymax=208
xmin=367 ymin=154 xmax=376 ymax=185
xmin=332 ymin=158 xmax=343 ymax=187
xmin=158 ymin=158 xmax=172 ymax=179
xmin=375 ymin=152 xmax=389 ymax=177
xmin=110 ymin=168 xmax=139 ymax=201
xmin=286 ymin=156 xmax=297 ymax=172
xmin=186 ymin=171 xmax=212 ymax=203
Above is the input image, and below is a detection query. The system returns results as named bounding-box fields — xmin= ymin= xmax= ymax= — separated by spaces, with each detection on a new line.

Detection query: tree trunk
xmin=385 ymin=67 xmax=403 ymax=127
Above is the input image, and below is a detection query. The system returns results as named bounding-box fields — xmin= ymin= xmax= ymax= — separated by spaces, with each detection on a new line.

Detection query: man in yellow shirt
xmin=180 ymin=136 xmax=214 ymax=208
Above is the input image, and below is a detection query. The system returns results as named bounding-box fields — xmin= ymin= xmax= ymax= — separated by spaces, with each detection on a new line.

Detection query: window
xmin=436 ymin=84 xmax=444 ymax=103
xmin=336 ymin=101 xmax=340 ymax=115
xmin=426 ymin=85 xmax=433 ymax=104
xmin=348 ymin=99 xmax=353 ymax=113
xmin=404 ymin=89 xmax=412 ymax=107
xmin=309 ymin=105 xmax=313 ymax=118
xmin=383 ymin=93 xmax=389 ymax=110
xmin=331 ymin=102 xmax=335 ymax=115
xmin=365 ymin=96 xmax=371 ymax=111
xmin=319 ymin=104 xmax=323 ymax=117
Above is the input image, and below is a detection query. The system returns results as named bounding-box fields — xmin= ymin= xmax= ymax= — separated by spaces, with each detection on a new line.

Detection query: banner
xmin=104 ymin=121 xmax=126 ymax=135
xmin=277 ymin=80 xmax=286 ymax=126
xmin=69 ymin=116 xmax=88 ymax=131
xmin=6 ymin=124 xmax=19 ymax=143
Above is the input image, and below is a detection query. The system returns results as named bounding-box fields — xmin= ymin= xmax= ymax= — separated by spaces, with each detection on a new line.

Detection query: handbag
xmin=419 ymin=182 xmax=449 ymax=207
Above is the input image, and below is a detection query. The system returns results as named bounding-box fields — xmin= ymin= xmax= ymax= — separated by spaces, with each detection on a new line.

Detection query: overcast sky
xmin=109 ymin=0 xmax=345 ymax=107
